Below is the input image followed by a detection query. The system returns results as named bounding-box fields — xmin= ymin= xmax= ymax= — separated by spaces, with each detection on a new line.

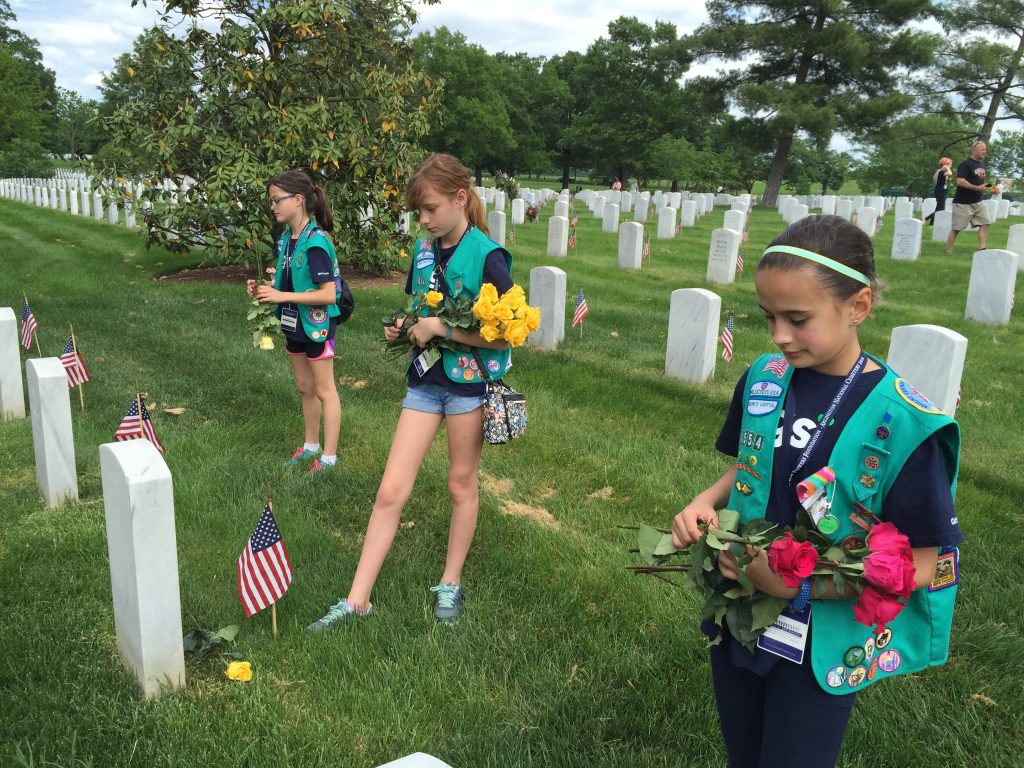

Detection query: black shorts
xmin=286 ymin=336 xmax=336 ymax=360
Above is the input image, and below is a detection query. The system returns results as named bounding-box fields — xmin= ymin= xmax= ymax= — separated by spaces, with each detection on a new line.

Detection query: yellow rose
xmin=504 ymin=317 xmax=531 ymax=347
xmin=225 ymin=661 xmax=253 ymax=682
xmin=500 ymin=291 xmax=526 ymax=312
xmin=424 ymin=291 xmax=443 ymax=309
xmin=524 ymin=305 xmax=541 ymax=332
xmin=473 ymin=296 xmax=496 ymax=321
xmin=477 ymin=282 xmax=499 ymax=305
xmin=502 ymin=284 xmax=525 ymax=303
xmin=492 ymin=302 xmax=514 ymax=324
xmin=479 ymin=322 xmax=501 ymax=342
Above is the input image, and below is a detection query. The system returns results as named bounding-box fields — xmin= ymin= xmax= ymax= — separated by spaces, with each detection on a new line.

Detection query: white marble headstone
xmin=547 ymin=216 xmax=568 ymax=258
xmin=1006 ymin=224 xmax=1024 ymax=271
xmin=634 ymin=196 xmax=649 ymax=222
xmin=26 ymin=357 xmax=78 ymax=506
xmin=890 ymin=218 xmax=922 ymax=261
xmin=0 ymin=307 xmax=26 ymax=419
xmin=100 ymin=439 xmax=185 ymax=699
xmin=724 ymin=209 xmax=745 ymax=233
xmin=665 ymin=288 xmax=721 ymax=384
xmin=657 ymin=207 xmax=677 ymax=239
xmin=836 ymin=200 xmax=853 ymax=221
xmin=511 ymin=198 xmax=525 ymax=225
xmin=920 ymin=198 xmax=937 ymax=220
xmin=527 ymin=266 xmax=566 ymax=350
xmin=679 ymin=200 xmax=696 ymax=228
xmin=856 ymin=207 xmax=878 ymax=237
xmin=487 ymin=210 xmax=506 ymax=246
xmin=886 ymin=324 xmax=967 ymax=416
xmin=602 ymin=203 xmax=620 ymax=233
xmin=617 ymin=222 xmax=643 ymax=270
xmin=553 ymin=200 xmax=569 ymax=220
xmin=593 ymin=196 xmax=605 ymax=219
xmin=377 ymin=754 xmax=453 ymax=768
xmin=965 ymin=249 xmax=1018 ymax=325
xmin=707 ymin=228 xmax=740 ymax=284
xmin=932 ymin=210 xmax=952 ymax=242
xmin=820 ymin=195 xmax=837 ymax=216
xmin=894 ymin=200 xmax=913 ymax=220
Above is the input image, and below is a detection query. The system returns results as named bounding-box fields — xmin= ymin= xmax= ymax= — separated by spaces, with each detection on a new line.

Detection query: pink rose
xmin=867 ymin=522 xmax=912 ymax=559
xmin=864 ymin=549 xmax=916 ymax=600
xmin=852 ymin=585 xmax=905 ymax=632
xmin=767 ymin=532 xmax=819 ymax=588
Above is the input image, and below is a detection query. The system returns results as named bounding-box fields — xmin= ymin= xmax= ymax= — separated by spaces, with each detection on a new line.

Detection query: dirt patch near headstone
xmin=480 ymin=471 xmax=514 ymax=496
xmin=500 ymin=501 xmax=560 ymax=530
xmin=158 ymin=264 xmax=404 ymax=289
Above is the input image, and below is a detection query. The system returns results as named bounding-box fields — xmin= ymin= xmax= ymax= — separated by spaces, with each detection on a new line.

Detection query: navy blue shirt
xmin=952 ymin=158 xmax=986 ymax=204
xmin=279 ymin=239 xmax=336 ymax=343
xmin=405 ymin=239 xmax=514 ymax=395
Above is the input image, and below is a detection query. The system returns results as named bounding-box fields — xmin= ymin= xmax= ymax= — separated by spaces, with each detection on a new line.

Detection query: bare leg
xmin=440 ymin=407 xmax=485 ymax=585
xmin=288 ymin=354 xmax=320 ymax=445
xmin=978 ymin=223 xmax=989 ymax=250
xmin=308 ymin=357 xmax=340 ymax=456
xmin=346 ymin=409 xmax=443 ymax=608
xmin=945 ymin=228 xmax=960 ymax=255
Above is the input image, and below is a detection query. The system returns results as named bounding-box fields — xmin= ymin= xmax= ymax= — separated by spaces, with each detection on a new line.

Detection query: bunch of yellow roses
xmin=472 ymin=283 xmax=541 ymax=348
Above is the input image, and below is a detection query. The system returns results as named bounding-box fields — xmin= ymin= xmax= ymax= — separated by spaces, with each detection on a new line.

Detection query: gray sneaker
xmin=305 ymin=598 xmax=371 ymax=632
xmin=430 ymin=582 xmax=463 ymax=623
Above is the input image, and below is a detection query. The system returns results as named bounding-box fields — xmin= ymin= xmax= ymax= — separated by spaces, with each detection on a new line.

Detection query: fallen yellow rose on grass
xmin=225 ymin=661 xmax=253 ymax=682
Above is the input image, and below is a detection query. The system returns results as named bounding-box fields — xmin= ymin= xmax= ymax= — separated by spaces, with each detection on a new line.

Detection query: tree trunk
xmin=979 ymin=32 xmax=1024 ymax=143
xmin=560 ymin=159 xmax=570 ymax=191
xmin=475 ymin=167 xmax=483 ymax=187
xmin=762 ymin=133 xmax=795 ymax=208
xmin=671 ymin=179 xmax=679 ymax=192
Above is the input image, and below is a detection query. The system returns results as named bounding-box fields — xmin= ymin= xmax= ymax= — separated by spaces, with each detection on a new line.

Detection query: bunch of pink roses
xmin=629 ymin=509 xmax=918 ymax=651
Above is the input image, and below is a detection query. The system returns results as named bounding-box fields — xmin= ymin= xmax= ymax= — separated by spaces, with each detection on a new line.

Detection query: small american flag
xmin=572 ymin=286 xmax=589 ymax=328
xmin=764 ymin=355 xmax=789 ymax=377
xmin=115 ymin=396 xmax=165 ymax=452
xmin=642 ymin=233 xmax=651 ymax=260
xmin=568 ymin=225 xmax=577 ymax=249
xmin=508 ymin=226 xmax=516 ymax=245
xmin=736 ymin=248 xmax=744 ymax=275
xmin=570 ymin=211 xmax=578 ymax=228
xmin=742 ymin=227 xmax=749 ymax=243
xmin=20 ymin=298 xmax=37 ymax=349
xmin=875 ymin=216 xmax=883 ymax=234
xmin=720 ymin=312 xmax=734 ymax=363
xmin=237 ymin=503 xmax=293 ymax=617
xmin=60 ymin=336 xmax=90 ymax=388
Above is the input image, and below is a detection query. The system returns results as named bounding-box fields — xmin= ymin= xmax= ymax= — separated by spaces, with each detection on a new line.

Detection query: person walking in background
xmin=925 ymin=157 xmax=953 ymax=225
xmin=946 ymin=141 xmax=990 ymax=253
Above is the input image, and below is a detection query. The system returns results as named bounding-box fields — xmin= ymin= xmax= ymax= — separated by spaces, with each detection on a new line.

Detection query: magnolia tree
xmin=101 ymin=0 xmax=439 ymax=273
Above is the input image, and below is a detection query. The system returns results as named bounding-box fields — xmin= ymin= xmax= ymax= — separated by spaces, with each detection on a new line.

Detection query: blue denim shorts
xmin=402 ymin=383 xmax=485 ymax=416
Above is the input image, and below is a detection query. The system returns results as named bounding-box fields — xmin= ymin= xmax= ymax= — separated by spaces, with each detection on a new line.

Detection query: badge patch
xmin=875 ymin=426 xmax=890 ymax=440
xmin=487 ymin=359 xmax=501 ymax=372
xmin=310 ymin=307 xmax=328 ymax=324
xmin=844 ymin=646 xmax=866 ymax=667
xmin=826 ymin=666 xmax=846 ymax=688
xmin=749 ymin=380 xmax=783 ymax=399
xmin=878 ymin=649 xmax=901 ymax=673
xmin=929 ymin=548 xmax=959 ymax=591
xmin=462 ymin=369 xmax=475 ymax=381
xmin=847 ymin=666 xmax=867 ymax=687
xmin=736 ymin=462 xmax=761 ymax=480
xmin=735 ymin=481 xmax=753 ymax=496
xmin=864 ymin=636 xmax=876 ymax=662
xmin=859 ymin=473 xmax=875 ymax=488
xmin=895 ymin=378 xmax=943 ymax=414
xmin=763 ymin=355 xmax=789 ymax=377
xmin=415 ymin=257 xmax=434 ymax=269
xmin=864 ymin=455 xmax=880 ymax=470
xmin=867 ymin=657 xmax=879 ymax=680
xmin=740 ymin=430 xmax=765 ymax=451
xmin=875 ymin=628 xmax=893 ymax=649
xmin=747 ymin=398 xmax=780 ymax=416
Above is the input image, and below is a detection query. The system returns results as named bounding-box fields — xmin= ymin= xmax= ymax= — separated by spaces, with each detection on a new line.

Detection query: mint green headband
xmin=762 ymin=245 xmax=872 ymax=287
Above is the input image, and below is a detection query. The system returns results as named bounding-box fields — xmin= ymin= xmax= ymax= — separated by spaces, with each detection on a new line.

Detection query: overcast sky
xmin=14 ymin=0 xmax=709 ymax=99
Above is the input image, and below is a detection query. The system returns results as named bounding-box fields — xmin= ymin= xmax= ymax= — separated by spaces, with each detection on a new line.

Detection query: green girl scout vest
xmin=729 ymin=353 xmax=961 ymax=695
xmin=272 ymin=219 xmax=340 ymax=341
xmin=409 ymin=227 xmax=512 ymax=385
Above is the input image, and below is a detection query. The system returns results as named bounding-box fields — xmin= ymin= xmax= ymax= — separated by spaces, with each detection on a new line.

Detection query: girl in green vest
xmin=307 ymin=153 xmax=514 ymax=630
xmin=671 ymin=215 xmax=962 ymax=767
xmin=246 ymin=170 xmax=342 ymax=476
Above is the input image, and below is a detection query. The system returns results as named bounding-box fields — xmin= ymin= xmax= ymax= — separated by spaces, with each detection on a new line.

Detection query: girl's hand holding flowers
xmin=255 ymin=284 xmax=283 ymax=304
xmin=406 ymin=316 xmax=446 ymax=347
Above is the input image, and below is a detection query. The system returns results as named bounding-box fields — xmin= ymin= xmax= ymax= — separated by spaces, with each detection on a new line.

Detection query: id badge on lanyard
xmin=757 ymin=605 xmax=810 ymax=663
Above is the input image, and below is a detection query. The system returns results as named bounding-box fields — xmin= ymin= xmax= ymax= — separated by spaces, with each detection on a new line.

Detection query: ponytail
xmin=465 ymin=191 xmax=487 ymax=235
xmin=309 ymin=185 xmax=334 ymax=232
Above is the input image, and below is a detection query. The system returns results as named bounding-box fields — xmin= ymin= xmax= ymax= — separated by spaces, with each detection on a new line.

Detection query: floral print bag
xmin=472 ymin=349 xmax=527 ymax=445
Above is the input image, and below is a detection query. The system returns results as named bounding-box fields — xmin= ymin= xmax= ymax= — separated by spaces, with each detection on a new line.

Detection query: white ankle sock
xmin=303 ymin=442 xmax=320 ymax=453
xmin=319 ymin=454 xmax=337 ymax=466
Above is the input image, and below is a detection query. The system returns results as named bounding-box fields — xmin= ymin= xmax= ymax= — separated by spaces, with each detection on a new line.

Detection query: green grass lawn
xmin=1 ymin=198 xmax=1022 ymax=767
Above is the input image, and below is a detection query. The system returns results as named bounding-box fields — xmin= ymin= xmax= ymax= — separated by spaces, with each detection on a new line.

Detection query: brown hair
xmin=405 ymin=153 xmax=488 ymax=235
xmin=760 ymin=215 xmax=878 ymax=302
xmin=266 ymin=170 xmax=333 ymax=232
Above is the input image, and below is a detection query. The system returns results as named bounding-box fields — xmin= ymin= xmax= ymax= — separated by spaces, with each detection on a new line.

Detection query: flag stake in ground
xmin=572 ymin=285 xmax=589 ymax=339
xmin=237 ymin=489 xmax=292 ymax=639
xmin=69 ymin=324 xmax=84 ymax=411
xmin=21 ymin=294 xmax=41 ymax=357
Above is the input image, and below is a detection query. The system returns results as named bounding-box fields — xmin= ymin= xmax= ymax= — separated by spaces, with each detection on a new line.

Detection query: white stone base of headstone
xmin=890 ymin=218 xmax=923 ymax=261
xmin=602 ymin=203 xmax=620 ymax=233
xmin=965 ymin=249 xmax=1018 ymax=325
xmin=1007 ymin=224 xmax=1024 ymax=271
xmin=547 ymin=216 xmax=568 ymax=257
xmin=665 ymin=288 xmax=721 ymax=384
xmin=706 ymin=229 xmax=740 ymax=284
xmin=886 ymin=324 xmax=967 ymax=416
xmin=617 ymin=222 xmax=643 ymax=270
xmin=527 ymin=266 xmax=566 ymax=350
xmin=100 ymin=440 xmax=186 ymax=699
xmin=657 ymin=207 xmax=677 ymax=239
xmin=26 ymin=357 xmax=78 ymax=506
xmin=377 ymin=754 xmax=454 ymax=768
xmin=487 ymin=210 xmax=506 ymax=246
xmin=0 ymin=307 xmax=26 ymax=419
xmin=933 ymin=210 xmax=952 ymax=242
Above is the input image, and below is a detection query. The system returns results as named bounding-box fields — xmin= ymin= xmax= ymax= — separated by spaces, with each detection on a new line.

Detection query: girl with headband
xmin=671 ymin=214 xmax=963 ymax=766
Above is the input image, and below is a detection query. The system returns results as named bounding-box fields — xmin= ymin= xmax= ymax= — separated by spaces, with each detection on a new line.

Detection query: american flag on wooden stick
xmin=115 ymin=395 xmax=165 ymax=452
xmin=568 ymin=225 xmax=577 ymax=250
xmin=736 ymin=248 xmax=744 ymax=275
xmin=642 ymin=233 xmax=651 ymax=260
xmin=237 ymin=502 xmax=293 ymax=618
xmin=20 ymin=298 xmax=37 ymax=350
xmin=720 ymin=311 xmax=734 ymax=363
xmin=572 ymin=286 xmax=589 ymax=328
xmin=508 ymin=225 xmax=515 ymax=245
xmin=60 ymin=336 xmax=90 ymax=388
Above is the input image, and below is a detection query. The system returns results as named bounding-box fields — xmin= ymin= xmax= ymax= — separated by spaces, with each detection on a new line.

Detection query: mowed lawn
xmin=0 ymin=197 xmax=1022 ymax=767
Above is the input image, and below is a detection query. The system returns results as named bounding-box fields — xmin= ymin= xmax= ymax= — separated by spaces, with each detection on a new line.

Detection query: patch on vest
xmin=310 ymin=308 xmax=327 ymax=324
xmin=747 ymin=398 xmax=780 ymax=416
xmin=894 ymin=378 xmax=943 ymax=414
xmin=415 ymin=256 xmax=434 ymax=269
xmin=928 ymin=548 xmax=959 ymax=591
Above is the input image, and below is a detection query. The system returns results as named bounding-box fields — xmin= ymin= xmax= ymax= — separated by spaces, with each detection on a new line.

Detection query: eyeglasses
xmin=269 ymin=194 xmax=297 ymax=208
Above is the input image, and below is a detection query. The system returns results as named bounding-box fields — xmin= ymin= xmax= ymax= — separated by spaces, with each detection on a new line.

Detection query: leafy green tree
xmin=542 ymin=51 xmax=587 ymax=189
xmin=987 ymin=129 xmax=1024 ymax=181
xmin=934 ymin=0 xmax=1024 ymax=143
xmin=101 ymin=0 xmax=438 ymax=273
xmin=783 ymin=137 xmax=850 ymax=195
xmin=691 ymin=1 xmax=938 ymax=207
xmin=53 ymin=88 xmax=102 ymax=158
xmin=412 ymin=27 xmax=513 ymax=185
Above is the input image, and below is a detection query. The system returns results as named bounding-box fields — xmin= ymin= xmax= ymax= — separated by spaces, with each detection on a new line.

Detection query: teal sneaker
xmin=308 ymin=458 xmax=336 ymax=476
xmin=305 ymin=598 xmax=371 ymax=633
xmin=284 ymin=446 xmax=318 ymax=467
xmin=430 ymin=582 xmax=463 ymax=623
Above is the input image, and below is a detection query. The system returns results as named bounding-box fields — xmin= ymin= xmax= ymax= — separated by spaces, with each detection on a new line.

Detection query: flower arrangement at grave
xmin=626 ymin=507 xmax=916 ymax=652
xmin=382 ymin=283 xmax=540 ymax=358
xmin=525 ymin=205 xmax=539 ymax=223
xmin=492 ymin=171 xmax=520 ymax=201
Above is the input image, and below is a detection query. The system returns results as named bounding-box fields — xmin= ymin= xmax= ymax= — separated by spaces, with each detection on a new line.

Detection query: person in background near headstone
xmin=671 ymin=215 xmax=962 ymax=768
xmin=612 ymin=177 xmax=622 ymax=191
xmin=925 ymin=156 xmax=953 ymax=225
xmin=631 ymin=179 xmax=639 ymax=193
xmin=946 ymin=140 xmax=991 ymax=253
xmin=307 ymin=153 xmax=515 ymax=631
xmin=247 ymin=170 xmax=343 ymax=476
